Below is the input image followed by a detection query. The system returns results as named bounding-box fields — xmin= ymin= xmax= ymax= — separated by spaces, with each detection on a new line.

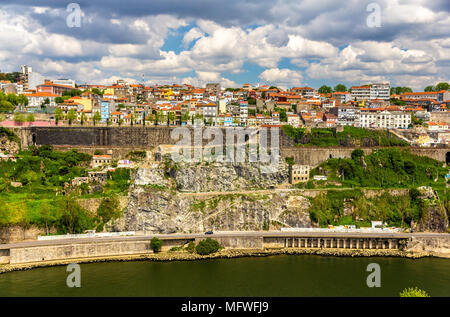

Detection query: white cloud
xmin=259 ymin=68 xmax=303 ymax=88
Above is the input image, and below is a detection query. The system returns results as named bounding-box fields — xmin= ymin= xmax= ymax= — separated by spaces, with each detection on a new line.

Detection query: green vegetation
xmin=195 ymin=238 xmax=222 ymax=255
xmin=0 ymin=143 xmax=129 ymax=233
xmin=0 ymin=91 xmax=28 ymax=112
xmin=274 ymin=107 xmax=287 ymax=122
xmin=400 ymin=287 xmax=430 ymax=297
xmin=150 ymin=237 xmax=163 ymax=253
xmin=306 ymin=148 xmax=450 ymax=228
xmin=390 ymin=86 xmax=412 ymax=95
xmin=424 ymin=82 xmax=449 ymax=92
xmin=333 ymin=84 xmax=347 ymax=92
xmin=0 ymin=127 xmax=20 ymax=143
xmin=186 ymin=241 xmax=196 ymax=253
xmin=96 ymin=195 xmax=121 ymax=231
xmin=308 ymin=189 xmax=425 ymax=228
xmin=283 ymin=125 xmax=409 ymax=147
xmin=318 ymin=85 xmax=332 ymax=94
xmin=310 ymin=148 xmax=446 ymax=189
xmin=127 ymin=150 xmax=146 ymax=160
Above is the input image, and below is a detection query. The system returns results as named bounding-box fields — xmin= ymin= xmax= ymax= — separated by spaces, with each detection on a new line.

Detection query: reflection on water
xmin=0 ymin=255 xmax=449 ymax=297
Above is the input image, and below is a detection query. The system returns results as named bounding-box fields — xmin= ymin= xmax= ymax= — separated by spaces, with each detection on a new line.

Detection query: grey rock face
xmin=171 ymin=161 xmax=289 ymax=192
xmin=114 ymin=187 xmax=311 ymax=234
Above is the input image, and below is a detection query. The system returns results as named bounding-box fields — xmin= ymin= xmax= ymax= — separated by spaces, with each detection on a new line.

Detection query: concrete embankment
xmin=0 ymin=232 xmax=449 ymax=273
xmin=0 ymin=248 xmax=436 ymax=274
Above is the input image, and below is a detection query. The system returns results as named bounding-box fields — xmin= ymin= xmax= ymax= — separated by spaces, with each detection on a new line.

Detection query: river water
xmin=0 ymin=255 xmax=449 ymax=297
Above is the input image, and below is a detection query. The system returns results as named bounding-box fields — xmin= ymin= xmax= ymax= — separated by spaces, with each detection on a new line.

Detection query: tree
xmin=91 ymin=88 xmax=103 ymax=97
xmin=80 ymin=112 xmax=87 ymax=126
xmin=67 ymin=109 xmax=77 ymax=125
xmin=390 ymin=87 xmax=412 ymax=95
xmin=150 ymin=237 xmax=163 ymax=253
xmin=195 ymin=238 xmax=222 ymax=255
xmin=26 ymin=113 xmax=35 ymax=123
xmin=318 ymin=85 xmax=332 ymax=94
xmin=351 ymin=149 xmax=364 ymax=161
xmin=13 ymin=112 xmax=25 ymax=125
xmin=435 ymin=82 xmax=449 ymax=91
xmin=55 ymin=108 xmax=64 ymax=125
xmin=400 ymin=287 xmax=430 ymax=297
xmin=181 ymin=111 xmax=190 ymax=123
xmin=333 ymin=84 xmax=347 ymax=92
xmin=16 ymin=94 xmax=28 ymax=106
xmin=41 ymin=98 xmax=50 ymax=110
xmin=96 ymin=195 xmax=121 ymax=229
xmin=0 ymin=100 xmax=14 ymax=112
xmin=57 ymin=196 xmax=95 ymax=234
xmin=93 ymin=111 xmax=101 ymax=126
xmin=424 ymin=85 xmax=434 ymax=92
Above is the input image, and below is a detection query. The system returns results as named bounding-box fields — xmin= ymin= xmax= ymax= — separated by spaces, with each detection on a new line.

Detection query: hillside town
xmin=1 ymin=65 xmax=450 ymax=147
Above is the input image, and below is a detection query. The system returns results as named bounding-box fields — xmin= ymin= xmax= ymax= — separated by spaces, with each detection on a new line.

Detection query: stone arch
xmin=446 ymin=152 xmax=450 ymax=165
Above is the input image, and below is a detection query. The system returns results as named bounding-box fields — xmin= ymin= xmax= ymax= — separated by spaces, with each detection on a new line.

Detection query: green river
xmin=0 ymin=255 xmax=449 ymax=296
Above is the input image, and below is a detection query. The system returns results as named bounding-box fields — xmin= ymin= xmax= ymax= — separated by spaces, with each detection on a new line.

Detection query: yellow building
xmin=69 ymin=96 xmax=93 ymax=112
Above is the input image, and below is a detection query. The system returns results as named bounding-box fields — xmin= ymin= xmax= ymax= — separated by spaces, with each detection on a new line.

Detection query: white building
xmin=287 ymin=114 xmax=301 ymax=127
xmin=52 ymin=79 xmax=76 ymax=88
xmin=360 ymin=110 xmax=411 ymax=129
xmin=351 ymin=83 xmax=390 ymax=101
xmin=26 ymin=92 xmax=58 ymax=107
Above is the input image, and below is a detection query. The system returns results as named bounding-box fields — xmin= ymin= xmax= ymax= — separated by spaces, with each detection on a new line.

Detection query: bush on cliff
xmin=56 ymin=196 xmax=96 ymax=234
xmin=96 ymin=195 xmax=122 ymax=231
xmin=282 ymin=125 xmax=408 ymax=147
xmin=186 ymin=241 xmax=196 ymax=253
xmin=310 ymin=148 xmax=447 ymax=189
xmin=195 ymin=238 xmax=222 ymax=255
xmin=151 ymin=237 xmax=163 ymax=253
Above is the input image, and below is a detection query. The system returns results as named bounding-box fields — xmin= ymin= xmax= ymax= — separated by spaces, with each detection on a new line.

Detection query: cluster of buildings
xmin=1 ymin=65 xmax=450 ymax=144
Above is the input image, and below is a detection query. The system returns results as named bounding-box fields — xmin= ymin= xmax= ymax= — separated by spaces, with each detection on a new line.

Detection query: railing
xmin=280 ymin=227 xmax=402 ymax=233
xmin=37 ymin=231 xmax=135 ymax=241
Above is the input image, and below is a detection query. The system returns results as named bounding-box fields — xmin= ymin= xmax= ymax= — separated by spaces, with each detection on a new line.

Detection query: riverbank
xmin=1 ymin=247 xmax=447 ymax=274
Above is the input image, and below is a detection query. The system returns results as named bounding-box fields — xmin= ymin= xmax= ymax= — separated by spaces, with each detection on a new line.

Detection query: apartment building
xmin=291 ymin=87 xmax=316 ymax=99
xmin=289 ymin=165 xmax=310 ymax=184
xmin=360 ymin=109 xmax=411 ymax=129
xmin=351 ymin=83 xmax=390 ymax=101
xmin=329 ymin=106 xmax=361 ymax=126
xmin=400 ymin=90 xmax=450 ymax=103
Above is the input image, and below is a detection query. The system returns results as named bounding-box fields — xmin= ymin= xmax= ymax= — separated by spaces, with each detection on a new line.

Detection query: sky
xmin=0 ymin=0 xmax=449 ymax=90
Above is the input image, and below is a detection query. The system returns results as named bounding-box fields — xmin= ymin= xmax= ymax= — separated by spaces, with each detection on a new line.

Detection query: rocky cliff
xmin=113 ymin=160 xmax=309 ymax=233
xmin=166 ymin=161 xmax=289 ymax=192
xmin=113 ymin=186 xmax=311 ymax=233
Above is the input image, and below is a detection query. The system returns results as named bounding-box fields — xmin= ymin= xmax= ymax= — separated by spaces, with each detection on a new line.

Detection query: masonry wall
xmin=18 ymin=127 xmax=450 ymax=166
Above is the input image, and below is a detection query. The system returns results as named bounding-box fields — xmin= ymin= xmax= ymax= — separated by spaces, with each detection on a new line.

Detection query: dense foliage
xmin=283 ymin=126 xmax=409 ymax=147
xmin=308 ymin=190 xmax=425 ymax=228
xmin=195 ymin=238 xmax=222 ymax=255
xmin=0 ymin=145 xmax=91 ymax=188
xmin=0 ymin=144 xmax=129 ymax=233
xmin=151 ymin=237 xmax=163 ymax=253
xmin=310 ymin=148 xmax=446 ymax=188
xmin=0 ymin=127 xmax=20 ymax=143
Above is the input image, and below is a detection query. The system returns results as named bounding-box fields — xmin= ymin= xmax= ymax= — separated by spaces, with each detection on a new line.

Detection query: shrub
xmin=150 ymin=237 xmax=163 ymax=253
xmin=186 ymin=241 xmax=196 ymax=253
xmin=169 ymin=246 xmax=181 ymax=252
xmin=97 ymin=195 xmax=121 ymax=225
xmin=195 ymin=238 xmax=222 ymax=255
xmin=400 ymin=287 xmax=430 ymax=297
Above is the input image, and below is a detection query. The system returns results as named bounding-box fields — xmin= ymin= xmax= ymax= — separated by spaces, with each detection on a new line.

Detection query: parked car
xmin=205 ymin=231 xmax=214 ymax=235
